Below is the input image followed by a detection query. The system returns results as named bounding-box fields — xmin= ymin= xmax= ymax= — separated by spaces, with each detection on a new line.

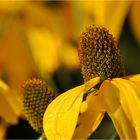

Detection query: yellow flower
xmin=43 ymin=75 xmax=140 ymax=139
xmin=43 ymin=25 xmax=140 ymax=139
xmin=0 ymin=80 xmax=22 ymax=139
xmin=0 ymin=1 xmax=79 ymax=79
xmin=71 ymin=1 xmax=131 ymax=40
xmin=71 ymin=1 xmax=140 ymax=45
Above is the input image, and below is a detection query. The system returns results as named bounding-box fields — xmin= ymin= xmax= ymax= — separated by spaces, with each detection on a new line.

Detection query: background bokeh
xmin=0 ymin=1 xmax=140 ymax=139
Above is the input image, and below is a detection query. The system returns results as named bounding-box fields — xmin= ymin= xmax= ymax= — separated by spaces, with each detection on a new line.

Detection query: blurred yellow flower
xmin=43 ymin=74 xmax=140 ymax=140
xmin=72 ymin=1 xmax=131 ymax=40
xmin=0 ymin=8 xmax=35 ymax=136
xmin=0 ymin=1 xmax=80 ymax=79
xmin=0 ymin=1 xmax=139 ymax=82
xmin=0 ymin=3 xmax=80 ymax=136
xmin=0 ymin=21 xmax=35 ymax=131
xmin=0 ymin=80 xmax=22 ymax=139
xmin=0 ymin=1 xmax=140 ymax=138
xmin=75 ymin=1 xmax=140 ymax=44
xmin=0 ymin=1 xmax=138 ymax=83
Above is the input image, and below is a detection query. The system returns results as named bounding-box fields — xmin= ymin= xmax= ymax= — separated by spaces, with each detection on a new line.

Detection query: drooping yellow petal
xmin=73 ymin=90 xmax=105 ymax=139
xmin=100 ymin=78 xmax=140 ymax=139
xmin=0 ymin=80 xmax=21 ymax=124
xmin=73 ymin=77 xmax=104 ymax=139
xmin=43 ymin=77 xmax=100 ymax=140
xmin=43 ymin=85 xmax=85 ymax=140
xmin=78 ymin=76 xmax=101 ymax=113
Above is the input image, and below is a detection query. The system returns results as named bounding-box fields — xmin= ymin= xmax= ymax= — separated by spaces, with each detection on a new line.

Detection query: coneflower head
xmin=23 ymin=78 xmax=57 ymax=133
xmin=78 ymin=25 xmax=125 ymax=82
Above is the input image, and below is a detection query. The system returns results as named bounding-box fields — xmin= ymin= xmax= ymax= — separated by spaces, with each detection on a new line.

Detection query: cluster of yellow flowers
xmin=0 ymin=1 xmax=140 ymax=139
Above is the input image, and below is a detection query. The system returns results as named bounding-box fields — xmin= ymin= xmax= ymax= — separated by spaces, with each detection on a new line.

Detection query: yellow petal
xmin=103 ymin=1 xmax=131 ymax=39
xmin=73 ymin=77 xmax=104 ymax=139
xmin=43 ymin=77 xmax=100 ymax=140
xmin=100 ymin=78 xmax=140 ymax=139
xmin=74 ymin=1 xmax=130 ymax=40
xmin=124 ymin=74 xmax=140 ymax=81
xmin=84 ymin=77 xmax=100 ymax=92
xmin=43 ymin=85 xmax=85 ymax=140
xmin=129 ymin=1 xmax=140 ymax=45
xmin=79 ymin=100 xmax=88 ymax=114
xmin=79 ymin=76 xmax=101 ymax=114
xmin=73 ymin=90 xmax=105 ymax=139
xmin=27 ymin=28 xmax=61 ymax=77
xmin=124 ymin=74 xmax=140 ymax=93
xmin=0 ymin=80 xmax=21 ymax=124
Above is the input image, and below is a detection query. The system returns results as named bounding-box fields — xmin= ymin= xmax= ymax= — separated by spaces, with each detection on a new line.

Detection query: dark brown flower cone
xmin=23 ymin=78 xmax=57 ymax=133
xmin=78 ymin=25 xmax=125 ymax=82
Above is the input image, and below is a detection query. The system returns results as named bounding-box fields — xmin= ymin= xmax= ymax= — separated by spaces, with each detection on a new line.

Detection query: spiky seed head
xmin=78 ymin=25 xmax=125 ymax=82
xmin=23 ymin=78 xmax=57 ymax=133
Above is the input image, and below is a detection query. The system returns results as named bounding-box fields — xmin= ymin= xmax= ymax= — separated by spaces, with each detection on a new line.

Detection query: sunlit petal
xmin=100 ymin=78 xmax=140 ymax=139
xmin=73 ymin=90 xmax=105 ymax=139
xmin=73 ymin=77 xmax=104 ymax=139
xmin=124 ymin=74 xmax=140 ymax=94
xmin=43 ymin=77 xmax=100 ymax=140
xmin=124 ymin=74 xmax=140 ymax=81
xmin=43 ymin=85 xmax=85 ymax=140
